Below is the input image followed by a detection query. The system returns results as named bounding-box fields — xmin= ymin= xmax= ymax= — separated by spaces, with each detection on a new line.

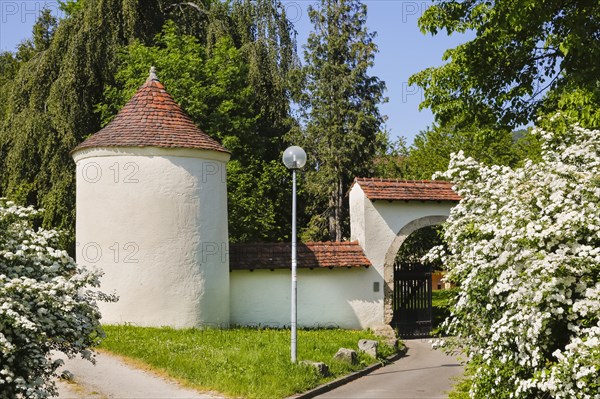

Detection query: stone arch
xmin=382 ymin=215 xmax=448 ymax=324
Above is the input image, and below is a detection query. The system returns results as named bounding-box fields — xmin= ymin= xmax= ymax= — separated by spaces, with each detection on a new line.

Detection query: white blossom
xmin=0 ymin=199 xmax=117 ymax=398
xmin=432 ymin=123 xmax=600 ymax=398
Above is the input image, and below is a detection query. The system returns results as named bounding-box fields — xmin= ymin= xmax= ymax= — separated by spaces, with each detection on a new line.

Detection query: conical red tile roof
xmin=73 ymin=68 xmax=228 ymax=153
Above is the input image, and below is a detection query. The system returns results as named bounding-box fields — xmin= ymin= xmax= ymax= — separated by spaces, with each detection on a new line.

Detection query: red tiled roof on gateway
xmin=230 ymin=241 xmax=371 ymax=271
xmin=73 ymin=67 xmax=228 ymax=153
xmin=354 ymin=178 xmax=460 ymax=202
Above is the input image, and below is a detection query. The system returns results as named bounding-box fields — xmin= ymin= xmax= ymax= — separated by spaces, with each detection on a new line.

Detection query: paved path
xmin=316 ymin=339 xmax=464 ymax=399
xmin=53 ymin=351 xmax=223 ymax=399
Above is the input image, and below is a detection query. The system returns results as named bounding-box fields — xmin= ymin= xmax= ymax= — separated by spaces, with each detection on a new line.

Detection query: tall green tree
xmin=293 ymin=0 xmax=386 ymax=242
xmin=409 ymin=0 xmax=600 ymax=131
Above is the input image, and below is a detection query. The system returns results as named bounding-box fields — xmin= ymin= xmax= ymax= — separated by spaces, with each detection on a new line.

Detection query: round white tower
xmin=72 ymin=68 xmax=230 ymax=328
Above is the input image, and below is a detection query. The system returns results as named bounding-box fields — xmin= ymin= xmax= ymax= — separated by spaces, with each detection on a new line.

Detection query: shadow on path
xmin=368 ymin=363 xmax=462 ymax=377
xmin=316 ymin=339 xmax=464 ymax=399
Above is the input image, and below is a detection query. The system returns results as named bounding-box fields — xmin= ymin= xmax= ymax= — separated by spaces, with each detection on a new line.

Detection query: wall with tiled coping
xmin=74 ymin=147 xmax=454 ymax=329
xmin=229 ymin=185 xmax=454 ymax=330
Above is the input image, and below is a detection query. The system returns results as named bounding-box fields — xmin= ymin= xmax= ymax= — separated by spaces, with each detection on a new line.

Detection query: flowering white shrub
xmin=430 ymin=123 xmax=600 ymax=398
xmin=0 ymin=199 xmax=116 ymax=398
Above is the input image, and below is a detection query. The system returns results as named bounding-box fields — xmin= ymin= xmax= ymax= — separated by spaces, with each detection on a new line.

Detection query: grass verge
xmin=100 ymin=325 xmax=397 ymax=399
xmin=432 ymin=288 xmax=458 ymax=331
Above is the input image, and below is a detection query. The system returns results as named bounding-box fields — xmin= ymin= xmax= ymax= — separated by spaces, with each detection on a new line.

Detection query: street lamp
xmin=282 ymin=145 xmax=307 ymax=363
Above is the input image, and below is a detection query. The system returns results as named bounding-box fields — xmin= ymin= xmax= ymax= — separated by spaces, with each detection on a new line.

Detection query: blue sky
xmin=0 ymin=0 xmax=472 ymax=145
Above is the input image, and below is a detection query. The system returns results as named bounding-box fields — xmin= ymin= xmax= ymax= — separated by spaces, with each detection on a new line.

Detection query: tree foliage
xmin=0 ymin=199 xmax=115 ymax=398
xmin=405 ymin=125 xmax=528 ymax=180
xmin=98 ymin=15 xmax=296 ymax=242
xmin=368 ymin=134 xmax=410 ymax=179
xmin=0 ymin=0 xmax=165 ymax=251
xmin=540 ymin=87 xmax=600 ymax=130
xmin=395 ymin=225 xmax=444 ymax=270
xmin=0 ymin=53 xmax=19 ymax=121
xmin=430 ymin=120 xmax=600 ymax=398
xmin=13 ymin=9 xmax=58 ymax=63
xmin=292 ymin=0 xmax=387 ymax=241
xmin=98 ymin=21 xmax=257 ymax=153
xmin=0 ymin=0 xmax=299 ymax=245
xmin=410 ymin=0 xmax=600 ymax=131
xmin=164 ymin=0 xmax=299 ymax=162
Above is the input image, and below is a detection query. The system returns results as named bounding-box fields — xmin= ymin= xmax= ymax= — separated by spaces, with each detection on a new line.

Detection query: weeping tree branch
xmin=166 ymin=2 xmax=208 ymax=15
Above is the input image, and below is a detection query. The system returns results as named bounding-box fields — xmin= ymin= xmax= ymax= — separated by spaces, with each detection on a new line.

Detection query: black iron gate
xmin=392 ymin=261 xmax=432 ymax=338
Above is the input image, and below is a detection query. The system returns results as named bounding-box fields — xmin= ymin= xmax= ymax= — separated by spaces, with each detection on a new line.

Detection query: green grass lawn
xmin=432 ymin=288 xmax=458 ymax=331
xmin=432 ymin=288 xmax=457 ymax=308
xmin=100 ymin=325 xmax=397 ymax=399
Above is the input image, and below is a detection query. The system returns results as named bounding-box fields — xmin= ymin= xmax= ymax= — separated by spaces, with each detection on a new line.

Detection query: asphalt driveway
xmin=315 ymin=339 xmax=464 ymax=399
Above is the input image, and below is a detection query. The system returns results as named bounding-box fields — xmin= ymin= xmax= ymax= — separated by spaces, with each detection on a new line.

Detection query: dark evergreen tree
xmin=292 ymin=0 xmax=386 ymax=242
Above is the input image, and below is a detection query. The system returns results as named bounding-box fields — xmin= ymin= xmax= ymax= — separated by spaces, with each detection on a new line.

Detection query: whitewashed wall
xmin=230 ymin=267 xmax=382 ymax=329
xmin=73 ymin=147 xmax=230 ymax=328
xmin=349 ymin=183 xmax=454 ymax=323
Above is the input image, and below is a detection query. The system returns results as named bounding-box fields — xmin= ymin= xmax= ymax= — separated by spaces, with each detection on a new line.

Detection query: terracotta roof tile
xmin=72 ymin=70 xmax=228 ymax=153
xmin=353 ymin=178 xmax=460 ymax=202
xmin=230 ymin=241 xmax=371 ymax=271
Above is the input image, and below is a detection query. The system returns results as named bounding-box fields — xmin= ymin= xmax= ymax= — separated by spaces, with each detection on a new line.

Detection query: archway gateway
xmin=391 ymin=222 xmax=445 ymax=338
xmin=385 ymin=218 xmax=447 ymax=337
xmin=349 ymin=179 xmax=459 ymax=333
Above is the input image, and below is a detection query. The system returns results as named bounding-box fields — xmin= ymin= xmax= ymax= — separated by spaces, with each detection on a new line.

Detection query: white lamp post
xmin=282 ymin=145 xmax=307 ymax=363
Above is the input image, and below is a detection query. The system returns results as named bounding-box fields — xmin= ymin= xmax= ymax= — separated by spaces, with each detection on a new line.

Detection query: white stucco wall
xmin=73 ymin=147 xmax=230 ymax=328
xmin=349 ymin=184 xmax=366 ymax=247
xmin=360 ymin=200 xmax=452 ymax=272
xmin=230 ymin=268 xmax=382 ymax=329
